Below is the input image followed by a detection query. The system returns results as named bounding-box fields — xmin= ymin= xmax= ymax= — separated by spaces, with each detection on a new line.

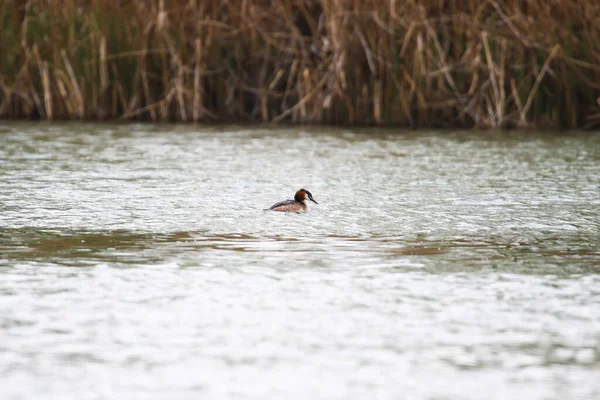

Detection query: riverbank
xmin=2 ymin=0 xmax=599 ymax=128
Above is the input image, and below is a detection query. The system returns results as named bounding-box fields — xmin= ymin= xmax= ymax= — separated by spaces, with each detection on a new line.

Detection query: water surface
xmin=1 ymin=123 xmax=599 ymax=399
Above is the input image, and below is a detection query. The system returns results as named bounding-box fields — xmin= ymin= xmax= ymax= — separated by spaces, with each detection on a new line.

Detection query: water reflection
xmin=2 ymin=228 xmax=598 ymax=275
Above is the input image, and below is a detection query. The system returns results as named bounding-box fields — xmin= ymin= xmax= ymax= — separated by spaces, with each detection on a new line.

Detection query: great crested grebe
xmin=265 ymin=188 xmax=318 ymax=212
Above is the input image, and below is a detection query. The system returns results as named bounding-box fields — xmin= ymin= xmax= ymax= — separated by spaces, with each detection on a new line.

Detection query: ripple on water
xmin=0 ymin=124 xmax=599 ymax=400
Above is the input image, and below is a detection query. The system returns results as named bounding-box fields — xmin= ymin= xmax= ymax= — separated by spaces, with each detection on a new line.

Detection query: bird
xmin=265 ymin=188 xmax=318 ymax=212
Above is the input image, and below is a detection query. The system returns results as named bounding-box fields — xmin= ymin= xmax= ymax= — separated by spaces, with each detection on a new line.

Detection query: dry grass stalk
xmin=0 ymin=0 xmax=598 ymax=127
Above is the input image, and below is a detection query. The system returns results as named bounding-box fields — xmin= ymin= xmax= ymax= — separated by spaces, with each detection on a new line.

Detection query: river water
xmin=1 ymin=123 xmax=599 ymax=399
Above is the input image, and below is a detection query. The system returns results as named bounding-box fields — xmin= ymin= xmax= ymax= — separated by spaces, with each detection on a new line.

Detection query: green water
xmin=1 ymin=123 xmax=599 ymax=399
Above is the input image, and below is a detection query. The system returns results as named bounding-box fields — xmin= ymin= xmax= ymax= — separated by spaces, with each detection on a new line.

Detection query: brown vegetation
xmin=1 ymin=0 xmax=599 ymax=127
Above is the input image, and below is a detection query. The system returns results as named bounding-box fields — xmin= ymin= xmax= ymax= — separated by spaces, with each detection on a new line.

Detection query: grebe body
xmin=266 ymin=189 xmax=318 ymax=212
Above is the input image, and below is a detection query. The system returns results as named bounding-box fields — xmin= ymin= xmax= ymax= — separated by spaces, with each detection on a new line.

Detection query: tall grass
xmin=1 ymin=0 xmax=599 ymax=127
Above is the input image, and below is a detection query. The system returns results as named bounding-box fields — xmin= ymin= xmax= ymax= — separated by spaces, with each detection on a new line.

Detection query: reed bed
xmin=1 ymin=0 xmax=599 ymax=127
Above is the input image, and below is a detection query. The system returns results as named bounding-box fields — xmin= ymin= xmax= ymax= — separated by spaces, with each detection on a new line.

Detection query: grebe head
xmin=295 ymin=188 xmax=318 ymax=204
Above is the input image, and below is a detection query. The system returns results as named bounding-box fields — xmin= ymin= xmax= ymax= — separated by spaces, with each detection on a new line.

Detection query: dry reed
xmin=1 ymin=0 xmax=599 ymax=128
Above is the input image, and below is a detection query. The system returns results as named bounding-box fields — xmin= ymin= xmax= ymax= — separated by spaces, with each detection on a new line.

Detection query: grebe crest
xmin=265 ymin=188 xmax=318 ymax=212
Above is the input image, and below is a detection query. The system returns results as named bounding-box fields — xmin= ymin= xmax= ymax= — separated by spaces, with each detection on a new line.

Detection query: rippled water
xmin=1 ymin=123 xmax=599 ymax=399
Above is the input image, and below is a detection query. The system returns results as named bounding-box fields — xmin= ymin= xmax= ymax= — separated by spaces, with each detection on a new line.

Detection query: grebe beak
xmin=307 ymin=193 xmax=318 ymax=204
